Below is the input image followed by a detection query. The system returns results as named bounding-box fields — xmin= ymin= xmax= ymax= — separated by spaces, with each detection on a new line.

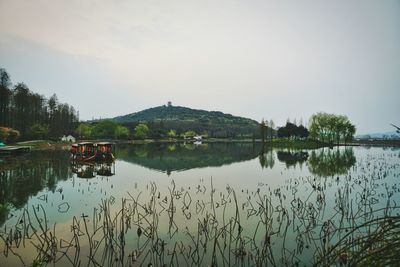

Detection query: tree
xmin=269 ymin=120 xmax=274 ymax=141
xmin=93 ymin=120 xmax=118 ymax=138
xmin=260 ymin=119 xmax=266 ymax=143
xmin=135 ymin=123 xmax=149 ymax=139
xmin=309 ymin=112 xmax=355 ymax=144
xmin=0 ymin=68 xmax=79 ymax=140
xmin=183 ymin=130 xmax=196 ymax=138
xmin=0 ymin=68 xmax=12 ymax=126
xmin=75 ymin=123 xmax=93 ymax=139
xmin=167 ymin=129 xmax=177 ymax=139
xmin=29 ymin=123 xmax=49 ymax=139
xmin=277 ymin=121 xmax=309 ymax=139
xmin=114 ymin=125 xmax=130 ymax=139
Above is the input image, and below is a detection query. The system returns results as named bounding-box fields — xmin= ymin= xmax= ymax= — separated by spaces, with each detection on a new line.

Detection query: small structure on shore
xmin=193 ymin=135 xmax=202 ymax=141
xmin=70 ymin=142 xmax=115 ymax=161
xmin=61 ymin=135 xmax=76 ymax=142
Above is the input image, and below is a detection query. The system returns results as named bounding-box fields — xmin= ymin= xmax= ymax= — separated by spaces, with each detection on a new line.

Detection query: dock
xmin=0 ymin=146 xmax=31 ymax=155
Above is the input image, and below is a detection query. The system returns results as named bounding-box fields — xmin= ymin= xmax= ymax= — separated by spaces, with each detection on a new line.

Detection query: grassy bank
xmin=15 ymin=140 xmax=71 ymax=151
xmin=268 ymin=139 xmax=330 ymax=149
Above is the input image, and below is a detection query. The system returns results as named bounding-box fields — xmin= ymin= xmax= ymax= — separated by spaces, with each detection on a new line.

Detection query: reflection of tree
xmin=117 ymin=143 xmax=260 ymax=174
xmin=308 ymin=147 xmax=356 ymax=177
xmin=276 ymin=150 xmax=308 ymax=169
xmin=0 ymin=151 xmax=72 ymax=225
xmin=258 ymin=145 xmax=275 ymax=169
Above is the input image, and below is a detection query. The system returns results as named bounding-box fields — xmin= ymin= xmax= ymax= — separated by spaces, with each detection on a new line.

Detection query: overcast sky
xmin=0 ymin=0 xmax=399 ymax=134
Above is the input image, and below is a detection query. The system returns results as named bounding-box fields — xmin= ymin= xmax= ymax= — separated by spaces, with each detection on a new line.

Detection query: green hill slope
xmin=113 ymin=105 xmax=260 ymax=138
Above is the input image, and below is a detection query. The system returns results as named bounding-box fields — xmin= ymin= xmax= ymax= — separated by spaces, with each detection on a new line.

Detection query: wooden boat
xmin=70 ymin=142 xmax=114 ymax=162
xmin=95 ymin=142 xmax=115 ymax=161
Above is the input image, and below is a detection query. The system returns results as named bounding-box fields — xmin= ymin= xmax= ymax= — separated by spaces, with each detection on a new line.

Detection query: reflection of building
xmin=71 ymin=161 xmax=115 ymax=178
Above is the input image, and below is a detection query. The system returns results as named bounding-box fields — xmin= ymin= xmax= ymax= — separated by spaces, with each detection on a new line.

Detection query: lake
xmin=1 ymin=143 xmax=399 ymax=266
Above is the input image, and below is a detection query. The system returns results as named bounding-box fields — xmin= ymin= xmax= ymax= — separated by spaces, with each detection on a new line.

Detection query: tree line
xmin=277 ymin=121 xmax=309 ymax=139
xmin=0 ymin=68 xmax=79 ymax=141
xmin=75 ymin=120 xmax=206 ymax=140
xmin=260 ymin=113 xmax=355 ymax=144
xmin=309 ymin=112 xmax=356 ymax=143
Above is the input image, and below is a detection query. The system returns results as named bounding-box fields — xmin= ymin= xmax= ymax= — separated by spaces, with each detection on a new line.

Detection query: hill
xmin=113 ymin=104 xmax=261 ymax=138
xmin=356 ymin=131 xmax=400 ymax=140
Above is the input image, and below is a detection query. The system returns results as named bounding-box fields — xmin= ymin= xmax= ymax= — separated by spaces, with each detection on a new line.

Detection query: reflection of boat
xmin=71 ymin=161 xmax=115 ymax=178
xmin=71 ymin=142 xmax=115 ymax=161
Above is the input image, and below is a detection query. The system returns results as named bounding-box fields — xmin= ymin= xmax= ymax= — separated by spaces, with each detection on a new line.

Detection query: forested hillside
xmin=0 ymin=68 xmax=79 ymax=141
xmin=113 ymin=104 xmax=260 ymax=138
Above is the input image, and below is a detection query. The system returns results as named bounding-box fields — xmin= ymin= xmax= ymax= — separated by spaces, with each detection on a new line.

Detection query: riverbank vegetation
xmin=309 ymin=112 xmax=356 ymax=144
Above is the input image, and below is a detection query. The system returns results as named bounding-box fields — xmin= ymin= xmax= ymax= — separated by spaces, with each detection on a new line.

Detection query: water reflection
xmin=116 ymin=142 xmax=261 ymax=175
xmin=276 ymin=150 xmax=309 ymax=169
xmin=0 ymin=151 xmax=72 ymax=225
xmin=258 ymin=145 xmax=275 ymax=169
xmin=71 ymin=161 xmax=115 ymax=178
xmin=308 ymin=147 xmax=356 ymax=176
xmin=0 ymin=144 xmax=357 ymax=227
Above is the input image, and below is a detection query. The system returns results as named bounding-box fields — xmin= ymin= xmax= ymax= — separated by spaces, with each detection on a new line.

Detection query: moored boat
xmin=70 ymin=142 xmax=115 ymax=161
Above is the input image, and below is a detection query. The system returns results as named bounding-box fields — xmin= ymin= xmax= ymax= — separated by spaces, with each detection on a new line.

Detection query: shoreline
xmin=11 ymin=138 xmax=400 ymax=152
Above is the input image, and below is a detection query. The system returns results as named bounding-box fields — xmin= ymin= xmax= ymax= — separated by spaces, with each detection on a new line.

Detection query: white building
xmin=61 ymin=135 xmax=76 ymax=142
xmin=193 ymin=135 xmax=202 ymax=141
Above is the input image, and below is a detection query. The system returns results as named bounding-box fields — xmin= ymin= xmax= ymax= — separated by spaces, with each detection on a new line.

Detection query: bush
xmin=0 ymin=127 xmax=21 ymax=144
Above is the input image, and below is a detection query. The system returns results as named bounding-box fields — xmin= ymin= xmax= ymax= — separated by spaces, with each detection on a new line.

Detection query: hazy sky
xmin=1 ymin=0 xmax=399 ymax=134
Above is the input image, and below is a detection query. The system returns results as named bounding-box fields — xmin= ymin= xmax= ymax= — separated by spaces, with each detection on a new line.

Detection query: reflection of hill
xmin=308 ymin=148 xmax=356 ymax=177
xmin=116 ymin=143 xmax=260 ymax=175
xmin=277 ymin=151 xmax=309 ymax=168
xmin=0 ymin=151 xmax=72 ymax=225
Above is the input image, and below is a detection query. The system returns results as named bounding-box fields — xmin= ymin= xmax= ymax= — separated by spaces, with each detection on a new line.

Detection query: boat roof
xmin=78 ymin=142 xmax=94 ymax=146
xmin=96 ymin=142 xmax=114 ymax=145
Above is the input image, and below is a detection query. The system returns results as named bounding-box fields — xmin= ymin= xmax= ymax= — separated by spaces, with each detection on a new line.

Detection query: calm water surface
xmin=1 ymin=143 xmax=399 ymax=266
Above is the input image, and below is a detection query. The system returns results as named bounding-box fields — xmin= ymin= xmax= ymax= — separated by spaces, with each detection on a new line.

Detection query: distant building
xmin=193 ymin=135 xmax=202 ymax=141
xmin=61 ymin=135 xmax=76 ymax=142
xmin=168 ymin=101 xmax=172 ymax=107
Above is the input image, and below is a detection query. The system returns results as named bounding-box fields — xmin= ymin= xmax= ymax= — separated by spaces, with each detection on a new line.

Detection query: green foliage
xmin=135 ymin=123 xmax=149 ymax=139
xmin=260 ymin=119 xmax=266 ymax=143
xmin=30 ymin=259 xmax=44 ymax=267
xmin=75 ymin=121 xmax=129 ymax=140
xmin=0 ymin=127 xmax=20 ymax=143
xmin=0 ymin=203 xmax=9 ymax=213
xmin=114 ymin=125 xmax=130 ymax=139
xmin=75 ymin=123 xmax=93 ymax=139
xmin=92 ymin=120 xmax=118 ymax=138
xmin=29 ymin=123 xmax=49 ymax=139
xmin=183 ymin=130 xmax=196 ymax=138
xmin=309 ymin=112 xmax=356 ymax=143
xmin=277 ymin=122 xmax=309 ymax=139
xmin=271 ymin=139 xmax=328 ymax=149
xmin=167 ymin=129 xmax=177 ymax=138
xmin=0 ymin=68 xmax=79 ymax=139
xmin=113 ymin=105 xmax=260 ymax=138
